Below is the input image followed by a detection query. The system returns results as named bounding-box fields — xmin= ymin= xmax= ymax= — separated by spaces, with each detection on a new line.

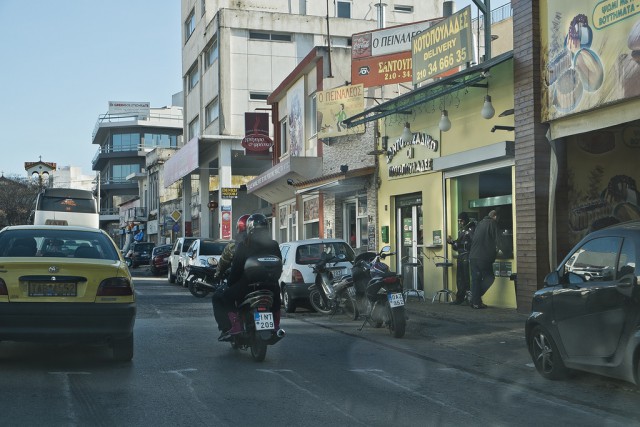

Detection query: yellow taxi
xmin=0 ymin=225 xmax=136 ymax=361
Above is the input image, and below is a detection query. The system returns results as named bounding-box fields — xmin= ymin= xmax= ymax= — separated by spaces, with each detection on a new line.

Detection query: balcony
xmin=124 ymin=207 xmax=148 ymax=222
xmin=99 ymin=207 xmax=120 ymax=223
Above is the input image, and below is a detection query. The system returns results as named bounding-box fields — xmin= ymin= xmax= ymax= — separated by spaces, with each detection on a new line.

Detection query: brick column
xmin=513 ymin=0 xmax=551 ymax=313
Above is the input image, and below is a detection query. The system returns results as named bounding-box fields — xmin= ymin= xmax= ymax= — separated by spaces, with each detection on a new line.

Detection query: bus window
xmin=32 ymin=188 xmax=99 ymax=229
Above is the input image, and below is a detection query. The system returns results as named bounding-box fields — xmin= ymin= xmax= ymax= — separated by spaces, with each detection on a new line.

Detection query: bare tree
xmin=0 ymin=175 xmax=40 ymax=227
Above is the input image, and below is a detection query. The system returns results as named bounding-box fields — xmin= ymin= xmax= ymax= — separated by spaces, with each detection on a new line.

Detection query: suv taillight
xmin=0 ymin=279 xmax=7 ymax=296
xmin=292 ymin=269 xmax=304 ymax=283
xmin=98 ymin=277 xmax=133 ymax=296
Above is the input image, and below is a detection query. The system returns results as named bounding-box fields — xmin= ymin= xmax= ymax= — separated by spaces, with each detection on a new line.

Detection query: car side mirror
xmin=544 ymin=271 xmax=560 ymax=287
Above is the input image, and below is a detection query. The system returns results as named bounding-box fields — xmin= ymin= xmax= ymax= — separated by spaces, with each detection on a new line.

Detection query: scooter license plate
xmin=388 ymin=292 xmax=404 ymax=307
xmin=254 ymin=312 xmax=274 ymax=330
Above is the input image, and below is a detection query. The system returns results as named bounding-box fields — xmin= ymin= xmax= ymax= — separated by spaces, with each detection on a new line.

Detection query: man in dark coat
xmin=447 ymin=212 xmax=475 ymax=305
xmin=213 ymin=214 xmax=282 ymax=341
xmin=469 ymin=210 xmax=500 ymax=309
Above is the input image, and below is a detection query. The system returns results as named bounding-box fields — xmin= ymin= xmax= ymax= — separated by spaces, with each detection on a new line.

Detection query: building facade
xmin=91 ymin=101 xmax=183 ymax=242
xmin=170 ymin=0 xmax=442 ymax=241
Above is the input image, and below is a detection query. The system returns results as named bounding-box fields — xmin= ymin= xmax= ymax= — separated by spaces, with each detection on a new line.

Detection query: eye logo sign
xmin=358 ymin=66 xmax=370 ymax=76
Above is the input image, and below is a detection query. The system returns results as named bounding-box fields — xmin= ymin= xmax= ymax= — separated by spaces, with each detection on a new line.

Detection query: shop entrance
xmin=395 ymin=194 xmax=423 ymax=292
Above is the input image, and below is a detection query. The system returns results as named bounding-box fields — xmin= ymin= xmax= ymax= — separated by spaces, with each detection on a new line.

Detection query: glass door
xmin=396 ymin=202 xmax=423 ymax=290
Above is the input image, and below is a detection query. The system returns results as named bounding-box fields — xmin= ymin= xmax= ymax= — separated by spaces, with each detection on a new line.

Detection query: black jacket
xmin=469 ymin=215 xmax=500 ymax=263
xmin=450 ymin=221 xmax=475 ymax=256
xmin=224 ymin=231 xmax=282 ymax=304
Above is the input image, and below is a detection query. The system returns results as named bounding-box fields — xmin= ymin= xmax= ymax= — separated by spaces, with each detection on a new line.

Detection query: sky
xmin=0 ymin=0 xmax=509 ymax=179
xmin=0 ymin=0 xmax=182 ymax=178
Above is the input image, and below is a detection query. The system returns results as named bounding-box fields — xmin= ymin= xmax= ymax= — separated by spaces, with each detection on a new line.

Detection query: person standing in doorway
xmin=469 ymin=210 xmax=500 ymax=309
xmin=447 ymin=212 xmax=475 ymax=305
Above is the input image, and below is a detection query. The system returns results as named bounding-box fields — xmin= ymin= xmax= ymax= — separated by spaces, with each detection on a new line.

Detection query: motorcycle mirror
xmin=380 ymin=245 xmax=391 ymax=254
xmin=336 ymin=253 xmax=346 ymax=261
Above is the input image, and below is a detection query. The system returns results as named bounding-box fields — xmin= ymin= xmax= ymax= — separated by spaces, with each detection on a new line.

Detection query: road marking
xmin=49 ymin=372 xmax=91 ymax=426
xmin=351 ymin=368 xmax=473 ymax=417
xmin=258 ymin=369 xmax=367 ymax=425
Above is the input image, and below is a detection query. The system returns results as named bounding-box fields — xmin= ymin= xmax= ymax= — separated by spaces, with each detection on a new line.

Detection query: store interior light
xmin=439 ymin=110 xmax=451 ymax=132
xmin=481 ymin=95 xmax=495 ymax=119
xmin=401 ymin=122 xmax=413 ymax=142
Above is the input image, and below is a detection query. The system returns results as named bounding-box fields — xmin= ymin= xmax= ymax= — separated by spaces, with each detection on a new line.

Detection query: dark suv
xmin=525 ymin=220 xmax=640 ymax=385
xmin=130 ymin=242 xmax=155 ymax=268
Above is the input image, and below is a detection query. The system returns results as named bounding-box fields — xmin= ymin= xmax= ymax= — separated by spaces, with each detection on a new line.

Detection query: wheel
xmin=176 ymin=266 xmax=187 ymax=287
xmin=389 ymin=306 xmax=406 ymax=338
xmin=530 ymin=325 xmax=568 ymax=380
xmin=283 ymin=287 xmax=297 ymax=313
xmin=167 ymin=264 xmax=176 ymax=283
xmin=250 ymin=333 xmax=267 ymax=362
xmin=342 ymin=296 xmax=359 ymax=321
xmin=309 ymin=289 xmax=332 ymax=314
xmin=188 ymin=280 xmax=211 ymax=298
xmin=112 ymin=334 xmax=134 ymax=361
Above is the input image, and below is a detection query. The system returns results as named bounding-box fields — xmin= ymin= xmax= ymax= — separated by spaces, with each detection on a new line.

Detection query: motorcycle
xmin=185 ymin=257 xmax=219 ymax=298
xmin=225 ymin=254 xmax=286 ymax=362
xmin=308 ymin=253 xmax=357 ymax=319
xmin=352 ymin=246 xmax=407 ymax=338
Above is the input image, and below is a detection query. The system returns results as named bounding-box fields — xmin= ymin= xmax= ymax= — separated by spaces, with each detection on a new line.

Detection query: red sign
xmin=242 ymin=112 xmax=273 ymax=153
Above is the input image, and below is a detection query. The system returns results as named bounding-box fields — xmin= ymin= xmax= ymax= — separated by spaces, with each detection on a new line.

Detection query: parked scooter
xmin=224 ymin=255 xmax=286 ymax=362
xmin=308 ymin=253 xmax=357 ymax=318
xmin=185 ymin=257 xmax=218 ymax=298
xmin=352 ymin=246 xmax=407 ymax=338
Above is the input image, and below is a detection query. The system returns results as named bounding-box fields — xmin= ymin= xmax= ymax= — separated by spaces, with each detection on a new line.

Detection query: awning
xmin=246 ymin=156 xmax=323 ymax=204
xmin=294 ymin=166 xmax=375 ymax=195
xmin=343 ymin=51 xmax=514 ymax=128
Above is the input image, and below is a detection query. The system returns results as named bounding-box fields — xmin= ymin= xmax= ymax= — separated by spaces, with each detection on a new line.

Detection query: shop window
xmin=303 ymin=197 xmax=319 ymax=239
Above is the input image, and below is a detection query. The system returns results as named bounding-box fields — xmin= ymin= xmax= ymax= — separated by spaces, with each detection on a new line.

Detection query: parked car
xmin=150 ymin=244 xmax=172 ymax=276
xmin=167 ymin=237 xmax=199 ymax=286
xmin=129 ymin=241 xmax=155 ymax=268
xmin=0 ymin=225 xmax=136 ymax=361
xmin=525 ymin=220 xmax=640 ymax=385
xmin=278 ymin=238 xmax=355 ymax=313
xmin=185 ymin=238 xmax=230 ymax=268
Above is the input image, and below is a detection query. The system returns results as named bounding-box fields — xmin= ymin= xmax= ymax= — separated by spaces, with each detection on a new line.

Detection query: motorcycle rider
xmin=213 ymin=213 xmax=282 ymax=341
xmin=213 ymin=214 xmax=250 ymax=281
xmin=447 ymin=212 xmax=476 ymax=305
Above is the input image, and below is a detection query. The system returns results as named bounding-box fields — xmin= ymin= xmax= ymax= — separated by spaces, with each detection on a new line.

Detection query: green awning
xmin=343 ymin=51 xmax=514 ymax=128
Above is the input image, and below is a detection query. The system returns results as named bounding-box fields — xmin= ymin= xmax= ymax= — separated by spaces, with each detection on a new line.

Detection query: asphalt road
xmin=0 ymin=270 xmax=638 ymax=426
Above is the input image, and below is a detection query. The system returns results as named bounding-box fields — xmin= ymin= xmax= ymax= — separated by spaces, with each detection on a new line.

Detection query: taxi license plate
xmin=29 ymin=282 xmax=77 ymax=297
xmin=254 ymin=312 xmax=274 ymax=330
xmin=388 ymin=292 xmax=404 ymax=307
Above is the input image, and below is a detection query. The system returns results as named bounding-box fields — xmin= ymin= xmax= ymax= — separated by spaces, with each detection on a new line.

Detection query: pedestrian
xmin=469 ymin=210 xmax=500 ymax=309
xmin=447 ymin=212 xmax=475 ymax=305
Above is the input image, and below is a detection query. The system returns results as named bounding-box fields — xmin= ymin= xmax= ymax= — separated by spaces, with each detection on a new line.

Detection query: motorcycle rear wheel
xmin=342 ymin=297 xmax=358 ymax=321
xmin=309 ymin=289 xmax=333 ymax=314
xmin=389 ymin=305 xmax=406 ymax=338
xmin=188 ymin=280 xmax=211 ymax=298
xmin=251 ymin=334 xmax=267 ymax=362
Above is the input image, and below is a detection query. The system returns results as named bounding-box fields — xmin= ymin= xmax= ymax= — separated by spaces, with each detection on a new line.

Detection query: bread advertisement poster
xmin=541 ymin=0 xmax=640 ymax=121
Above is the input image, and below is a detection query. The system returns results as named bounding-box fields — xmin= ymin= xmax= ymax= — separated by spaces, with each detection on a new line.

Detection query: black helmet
xmin=246 ymin=213 xmax=268 ymax=236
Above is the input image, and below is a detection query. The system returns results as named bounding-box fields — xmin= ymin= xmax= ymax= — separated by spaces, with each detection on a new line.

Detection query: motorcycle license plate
xmin=388 ymin=292 xmax=404 ymax=307
xmin=254 ymin=312 xmax=274 ymax=330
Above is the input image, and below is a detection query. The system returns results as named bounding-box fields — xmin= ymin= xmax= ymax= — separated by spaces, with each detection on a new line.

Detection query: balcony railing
xmin=92 ymin=111 xmax=183 ymax=140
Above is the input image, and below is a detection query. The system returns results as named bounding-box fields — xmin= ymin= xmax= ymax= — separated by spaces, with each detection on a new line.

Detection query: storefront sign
xmin=242 ymin=112 xmax=273 ymax=153
xmin=221 ymin=187 xmax=238 ymax=199
xmin=317 ymin=84 xmax=365 ymax=138
xmin=386 ymin=131 xmax=438 ymax=178
xmin=352 ymin=19 xmax=439 ymax=87
xmin=412 ymin=6 xmax=474 ymax=85
xmin=541 ymin=0 xmax=640 ymax=121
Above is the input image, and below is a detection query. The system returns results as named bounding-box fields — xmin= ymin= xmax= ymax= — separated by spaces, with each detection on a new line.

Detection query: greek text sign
xmin=412 ymin=6 xmax=474 ymax=85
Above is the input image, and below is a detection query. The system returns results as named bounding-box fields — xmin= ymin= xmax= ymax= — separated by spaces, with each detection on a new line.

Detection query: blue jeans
xmin=469 ymin=258 xmax=495 ymax=305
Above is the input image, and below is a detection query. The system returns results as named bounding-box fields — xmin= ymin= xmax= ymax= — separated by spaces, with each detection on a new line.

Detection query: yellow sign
xmin=317 ymin=84 xmax=365 ymax=139
xmin=170 ymin=210 xmax=181 ymax=222
xmin=221 ymin=187 xmax=238 ymax=199
xmin=412 ymin=6 xmax=474 ymax=85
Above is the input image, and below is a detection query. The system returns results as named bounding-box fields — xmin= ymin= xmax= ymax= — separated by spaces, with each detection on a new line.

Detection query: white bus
xmin=31 ymin=188 xmax=100 ymax=229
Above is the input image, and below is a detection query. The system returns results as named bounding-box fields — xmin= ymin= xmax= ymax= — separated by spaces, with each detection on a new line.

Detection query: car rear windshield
xmin=200 ymin=241 xmax=228 ymax=256
xmin=295 ymin=242 xmax=355 ymax=265
xmin=0 ymin=228 xmax=120 ymax=260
